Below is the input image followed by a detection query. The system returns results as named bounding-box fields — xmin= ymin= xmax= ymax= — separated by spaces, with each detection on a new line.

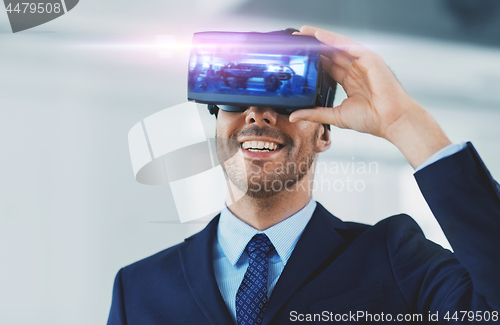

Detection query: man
xmin=108 ymin=26 xmax=500 ymax=324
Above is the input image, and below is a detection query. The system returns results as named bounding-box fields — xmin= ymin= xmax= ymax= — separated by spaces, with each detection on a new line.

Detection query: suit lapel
xmin=178 ymin=215 xmax=234 ymax=325
xmin=262 ymin=203 xmax=348 ymax=325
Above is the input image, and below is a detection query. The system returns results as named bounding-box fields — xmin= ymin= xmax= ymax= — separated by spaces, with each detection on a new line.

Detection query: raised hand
xmin=290 ymin=26 xmax=451 ymax=168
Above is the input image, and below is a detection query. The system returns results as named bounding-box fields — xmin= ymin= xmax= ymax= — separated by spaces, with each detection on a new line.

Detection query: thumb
xmin=289 ymin=106 xmax=345 ymax=128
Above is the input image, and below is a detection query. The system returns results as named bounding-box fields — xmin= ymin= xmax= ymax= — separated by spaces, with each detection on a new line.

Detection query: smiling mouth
xmin=240 ymin=140 xmax=284 ymax=152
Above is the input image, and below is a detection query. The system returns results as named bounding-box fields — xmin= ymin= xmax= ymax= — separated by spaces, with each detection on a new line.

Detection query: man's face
xmin=216 ymin=106 xmax=330 ymax=198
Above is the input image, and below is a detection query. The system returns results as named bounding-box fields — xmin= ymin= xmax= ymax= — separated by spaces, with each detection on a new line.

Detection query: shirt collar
xmin=217 ymin=199 xmax=317 ymax=266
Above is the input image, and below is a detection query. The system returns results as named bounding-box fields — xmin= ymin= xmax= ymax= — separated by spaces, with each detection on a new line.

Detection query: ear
xmin=316 ymin=124 xmax=331 ymax=153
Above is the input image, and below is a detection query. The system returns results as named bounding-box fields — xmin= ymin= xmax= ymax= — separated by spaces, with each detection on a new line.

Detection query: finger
xmin=299 ymin=26 xmax=355 ymax=86
xmin=299 ymin=26 xmax=354 ymax=75
xmin=315 ymin=29 xmax=369 ymax=59
xmin=321 ymin=50 xmax=351 ymax=74
xmin=289 ymin=106 xmax=345 ymax=129
xmin=298 ymin=25 xmax=322 ymax=37
xmin=300 ymin=25 xmax=369 ymax=59
xmin=320 ymin=46 xmax=334 ymax=61
xmin=320 ymin=55 xmax=348 ymax=87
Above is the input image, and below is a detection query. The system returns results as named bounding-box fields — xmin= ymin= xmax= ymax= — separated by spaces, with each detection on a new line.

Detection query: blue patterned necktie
xmin=236 ymin=233 xmax=275 ymax=325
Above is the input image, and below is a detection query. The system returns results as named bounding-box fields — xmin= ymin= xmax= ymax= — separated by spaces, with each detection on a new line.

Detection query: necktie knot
xmin=246 ymin=233 xmax=274 ymax=257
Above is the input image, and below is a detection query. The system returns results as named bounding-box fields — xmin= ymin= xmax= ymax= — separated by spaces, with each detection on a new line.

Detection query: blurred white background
xmin=1 ymin=0 xmax=499 ymax=324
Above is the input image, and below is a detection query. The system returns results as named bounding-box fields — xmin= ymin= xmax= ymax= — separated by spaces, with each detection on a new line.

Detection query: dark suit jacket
xmin=108 ymin=142 xmax=500 ymax=324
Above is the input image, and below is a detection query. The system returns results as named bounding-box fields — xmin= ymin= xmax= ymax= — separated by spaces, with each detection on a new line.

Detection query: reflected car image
xmin=217 ymin=62 xmax=295 ymax=92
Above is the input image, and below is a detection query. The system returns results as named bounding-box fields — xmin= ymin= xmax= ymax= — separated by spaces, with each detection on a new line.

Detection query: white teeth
xmin=241 ymin=141 xmax=280 ymax=151
xmin=248 ymin=149 xmax=270 ymax=152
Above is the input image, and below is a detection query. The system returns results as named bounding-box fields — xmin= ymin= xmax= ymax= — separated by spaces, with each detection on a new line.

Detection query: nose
xmin=245 ymin=106 xmax=278 ymax=126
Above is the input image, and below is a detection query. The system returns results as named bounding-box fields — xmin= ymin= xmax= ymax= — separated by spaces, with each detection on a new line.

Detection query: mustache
xmin=233 ymin=126 xmax=292 ymax=145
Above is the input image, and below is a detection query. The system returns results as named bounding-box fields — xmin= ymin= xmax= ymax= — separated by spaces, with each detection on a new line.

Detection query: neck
xmin=226 ymin=172 xmax=315 ymax=231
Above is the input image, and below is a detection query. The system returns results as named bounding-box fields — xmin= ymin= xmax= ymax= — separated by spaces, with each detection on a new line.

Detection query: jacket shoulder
xmin=336 ymin=213 xmax=422 ymax=246
xmin=120 ymin=215 xmax=219 ymax=283
xmin=121 ymin=216 xmax=218 ymax=278
xmin=121 ymin=241 xmax=185 ymax=280
xmin=373 ymin=213 xmax=444 ymax=253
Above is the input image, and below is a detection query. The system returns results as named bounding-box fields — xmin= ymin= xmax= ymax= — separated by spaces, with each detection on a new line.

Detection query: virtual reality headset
xmin=187 ymin=31 xmax=337 ymax=116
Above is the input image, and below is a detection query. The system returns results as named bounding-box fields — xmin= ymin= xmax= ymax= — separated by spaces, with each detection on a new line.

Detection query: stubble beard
xmin=220 ymin=128 xmax=319 ymax=199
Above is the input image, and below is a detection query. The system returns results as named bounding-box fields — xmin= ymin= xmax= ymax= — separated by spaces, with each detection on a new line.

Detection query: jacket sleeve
xmin=413 ymin=142 xmax=500 ymax=312
xmin=107 ymin=268 xmax=127 ymax=325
